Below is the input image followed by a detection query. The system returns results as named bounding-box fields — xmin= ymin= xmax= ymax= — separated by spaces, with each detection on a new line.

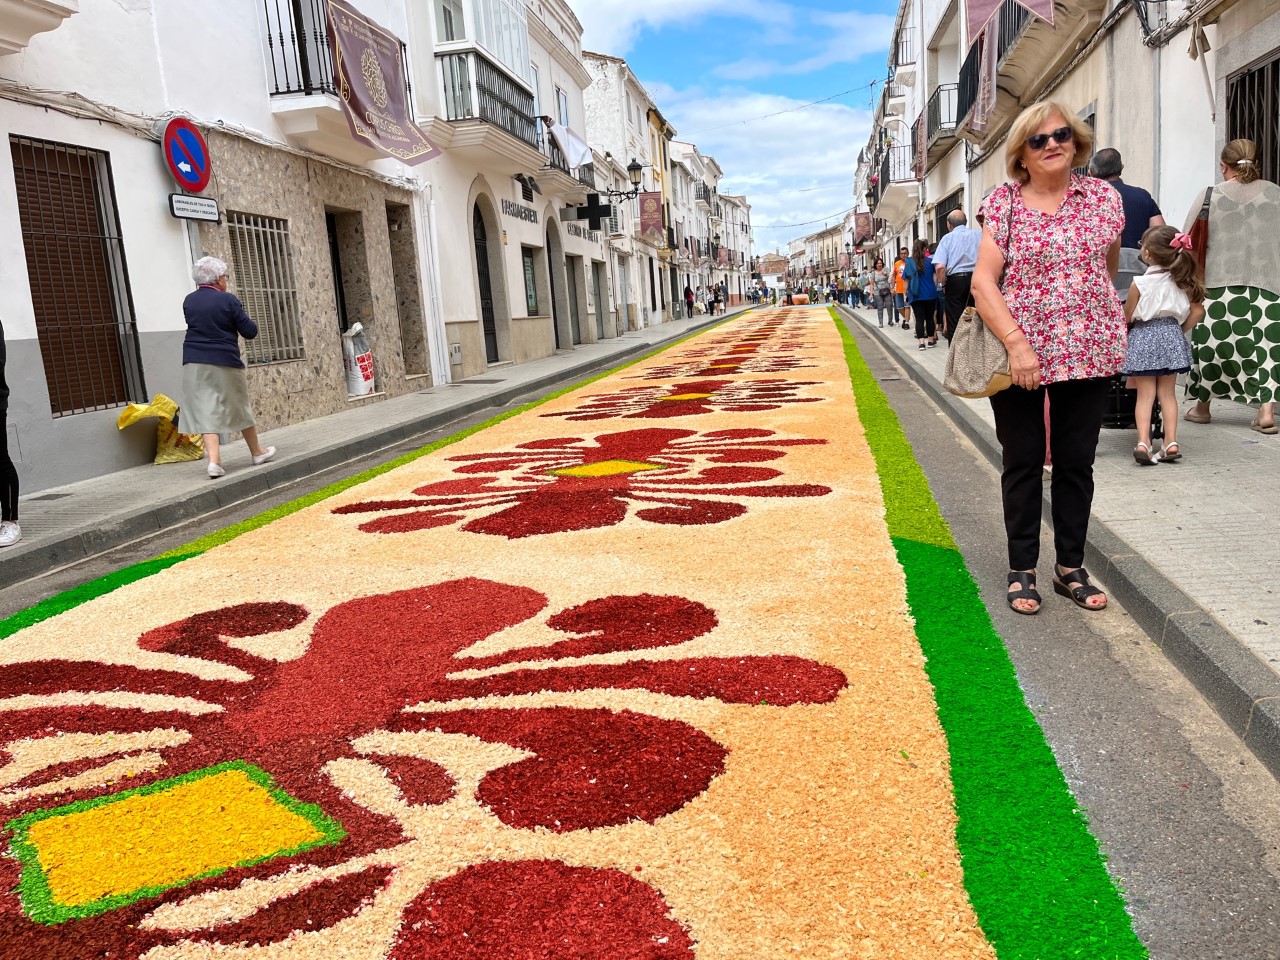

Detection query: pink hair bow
xmin=1171 ymin=232 xmax=1194 ymax=250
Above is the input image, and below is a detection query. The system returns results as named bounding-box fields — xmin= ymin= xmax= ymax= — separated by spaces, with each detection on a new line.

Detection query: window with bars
xmin=932 ymin=188 xmax=964 ymax=243
xmin=1228 ymin=53 xmax=1280 ymax=186
xmin=10 ymin=136 xmax=146 ymax=418
xmin=226 ymin=212 xmax=306 ymax=364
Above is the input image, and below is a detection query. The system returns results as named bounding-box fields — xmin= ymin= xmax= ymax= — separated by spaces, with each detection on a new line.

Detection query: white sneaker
xmin=0 ymin=521 xmax=21 ymax=547
xmin=208 ymin=462 xmax=225 ymax=479
xmin=252 ymin=446 xmax=276 ymax=466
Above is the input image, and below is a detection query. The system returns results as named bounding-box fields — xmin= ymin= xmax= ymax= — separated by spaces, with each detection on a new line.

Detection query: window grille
xmin=10 ymin=135 xmax=146 ymax=417
xmin=932 ymin=188 xmax=963 ymax=243
xmin=226 ymin=212 xmax=306 ymax=364
xmin=1228 ymin=53 xmax=1280 ymax=186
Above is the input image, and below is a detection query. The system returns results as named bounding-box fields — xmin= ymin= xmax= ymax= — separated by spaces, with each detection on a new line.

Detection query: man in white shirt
xmin=932 ymin=210 xmax=981 ymax=343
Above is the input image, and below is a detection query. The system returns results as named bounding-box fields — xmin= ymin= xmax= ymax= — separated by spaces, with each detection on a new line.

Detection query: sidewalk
xmin=0 ymin=308 xmax=743 ymax=593
xmin=839 ymin=304 xmax=1280 ymax=778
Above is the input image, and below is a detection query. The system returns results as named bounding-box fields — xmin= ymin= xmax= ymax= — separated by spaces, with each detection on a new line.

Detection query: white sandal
xmin=1132 ymin=442 xmax=1157 ymax=466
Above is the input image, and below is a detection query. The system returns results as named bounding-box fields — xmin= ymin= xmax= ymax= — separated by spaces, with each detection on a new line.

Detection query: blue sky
xmin=576 ymin=0 xmax=895 ymax=252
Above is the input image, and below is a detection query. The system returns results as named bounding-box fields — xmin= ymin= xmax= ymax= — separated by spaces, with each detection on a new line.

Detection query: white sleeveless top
xmin=1132 ymin=268 xmax=1190 ymax=322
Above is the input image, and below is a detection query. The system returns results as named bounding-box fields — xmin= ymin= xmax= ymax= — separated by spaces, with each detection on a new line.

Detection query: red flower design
xmin=541 ymin=378 xmax=823 ymax=421
xmin=333 ymin=428 xmax=830 ymax=537
xmin=0 ymin=580 xmax=846 ymax=955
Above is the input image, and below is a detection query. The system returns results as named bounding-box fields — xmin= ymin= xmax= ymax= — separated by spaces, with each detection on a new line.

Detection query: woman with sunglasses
xmin=972 ymin=101 xmax=1125 ymax=616
xmin=1181 ymin=139 xmax=1280 ymax=435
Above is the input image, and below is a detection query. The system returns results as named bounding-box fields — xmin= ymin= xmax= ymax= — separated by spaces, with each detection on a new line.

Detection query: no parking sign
xmin=161 ymin=117 xmax=212 ymax=194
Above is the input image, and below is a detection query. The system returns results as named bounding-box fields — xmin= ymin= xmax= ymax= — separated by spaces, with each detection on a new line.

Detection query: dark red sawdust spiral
xmin=390 ymin=860 xmax=695 ymax=960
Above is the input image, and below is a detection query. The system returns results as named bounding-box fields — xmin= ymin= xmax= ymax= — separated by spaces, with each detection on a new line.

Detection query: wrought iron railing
xmin=577 ymin=162 xmax=596 ymax=187
xmin=539 ymin=132 xmax=570 ymax=172
xmin=957 ymin=40 xmax=981 ymax=122
xmin=262 ymin=0 xmax=410 ymax=99
xmin=926 ymin=83 xmax=958 ymax=144
xmin=695 ymin=181 xmax=712 ymax=204
xmin=872 ymin=143 xmax=916 ymax=209
xmin=995 ymin=0 xmax=1033 ymax=62
xmin=438 ymin=49 xmax=537 ymax=148
xmin=896 ymin=27 xmax=916 ymax=67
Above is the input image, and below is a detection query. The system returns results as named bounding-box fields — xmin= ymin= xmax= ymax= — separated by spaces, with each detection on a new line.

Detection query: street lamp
xmin=602 ymin=158 xmax=646 ymax=201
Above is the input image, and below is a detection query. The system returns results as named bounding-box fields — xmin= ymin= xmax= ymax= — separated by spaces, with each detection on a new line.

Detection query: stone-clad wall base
xmin=195 ymin=133 xmax=430 ymax=433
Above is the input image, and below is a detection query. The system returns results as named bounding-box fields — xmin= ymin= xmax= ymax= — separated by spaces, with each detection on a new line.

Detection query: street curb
xmin=0 ymin=314 xmax=730 ymax=594
xmin=837 ymin=305 xmax=1280 ymax=782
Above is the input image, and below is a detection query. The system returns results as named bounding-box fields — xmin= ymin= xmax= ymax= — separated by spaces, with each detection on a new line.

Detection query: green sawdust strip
xmin=0 ymin=555 xmax=188 ymax=642
xmin=0 ymin=315 xmax=741 ymax=642
xmin=833 ymin=309 xmax=1147 ymax=960
xmin=7 ymin=759 xmax=345 ymax=925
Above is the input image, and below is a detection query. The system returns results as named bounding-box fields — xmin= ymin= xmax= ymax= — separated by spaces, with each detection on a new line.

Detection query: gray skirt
xmin=181 ymin=362 xmax=255 ymax=435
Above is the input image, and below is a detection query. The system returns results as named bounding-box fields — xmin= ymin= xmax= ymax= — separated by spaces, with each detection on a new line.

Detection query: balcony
xmin=955 ymin=0 xmax=1106 ymax=146
xmin=870 ymin=143 xmax=919 ymax=227
xmin=695 ymin=181 xmax=712 ymax=207
xmin=893 ymin=26 xmax=916 ymax=86
xmin=0 ymin=0 xmax=78 ymax=56
xmin=923 ymin=83 xmax=959 ymax=170
xmin=264 ymin=0 xmax=393 ymax=165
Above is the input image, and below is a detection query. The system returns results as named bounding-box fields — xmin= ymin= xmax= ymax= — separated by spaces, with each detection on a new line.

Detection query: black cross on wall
xmin=568 ymin=193 xmax=613 ymax=231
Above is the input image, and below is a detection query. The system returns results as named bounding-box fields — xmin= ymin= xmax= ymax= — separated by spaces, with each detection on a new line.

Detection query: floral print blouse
xmin=979 ymin=175 xmax=1126 ymax=384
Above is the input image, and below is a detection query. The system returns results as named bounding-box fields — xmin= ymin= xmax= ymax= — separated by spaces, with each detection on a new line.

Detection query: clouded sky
xmin=576 ymin=0 xmax=893 ymax=254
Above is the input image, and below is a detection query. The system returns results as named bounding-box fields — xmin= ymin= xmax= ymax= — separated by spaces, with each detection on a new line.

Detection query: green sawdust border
xmin=832 ymin=308 xmax=1147 ymax=959
xmin=6 ymin=760 xmax=345 ymax=925
xmin=0 ymin=316 xmax=739 ymax=643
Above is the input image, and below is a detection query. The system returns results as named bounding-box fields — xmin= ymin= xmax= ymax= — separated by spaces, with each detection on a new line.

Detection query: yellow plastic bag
xmin=117 ymin=394 xmax=205 ymax=464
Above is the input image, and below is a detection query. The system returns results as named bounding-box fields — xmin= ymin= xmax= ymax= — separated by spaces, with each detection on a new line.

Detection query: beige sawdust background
xmin=0 ymin=309 xmax=995 ymax=959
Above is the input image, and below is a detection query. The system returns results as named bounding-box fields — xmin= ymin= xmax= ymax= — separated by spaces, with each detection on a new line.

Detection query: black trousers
xmin=0 ymin=331 xmax=15 ymax=523
xmin=989 ymin=377 xmax=1111 ymax=571
xmin=911 ymin=299 xmax=937 ymax=339
xmin=941 ymin=272 xmax=972 ymax=342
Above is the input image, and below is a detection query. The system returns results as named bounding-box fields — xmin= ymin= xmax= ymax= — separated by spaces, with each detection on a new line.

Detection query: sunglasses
xmin=1025 ymin=126 xmax=1073 ymax=151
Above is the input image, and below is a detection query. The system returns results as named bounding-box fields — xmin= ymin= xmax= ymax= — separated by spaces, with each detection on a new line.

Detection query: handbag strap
xmin=1197 ymin=186 xmax=1213 ymax=220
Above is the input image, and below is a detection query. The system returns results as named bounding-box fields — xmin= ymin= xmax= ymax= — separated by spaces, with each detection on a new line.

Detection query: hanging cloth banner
xmin=543 ymin=118 xmax=594 ymax=169
xmin=327 ymin=0 xmax=440 ymax=166
xmin=967 ymin=24 xmax=1001 ymax=134
xmin=639 ymin=192 xmax=665 ymax=245
xmin=964 ymin=0 xmax=1054 ymax=49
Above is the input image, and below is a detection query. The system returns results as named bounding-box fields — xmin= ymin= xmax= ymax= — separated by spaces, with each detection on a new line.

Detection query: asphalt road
xmin=3 ymin=325 xmax=1278 ymax=958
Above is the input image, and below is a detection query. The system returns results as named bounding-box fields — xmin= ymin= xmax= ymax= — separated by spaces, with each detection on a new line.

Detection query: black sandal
xmin=1007 ymin=571 xmax=1041 ymax=615
xmin=1052 ymin=566 xmax=1108 ymax=611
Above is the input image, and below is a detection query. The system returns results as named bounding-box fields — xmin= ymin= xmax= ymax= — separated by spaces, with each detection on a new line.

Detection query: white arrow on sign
xmin=177 ymin=161 xmax=192 ymax=174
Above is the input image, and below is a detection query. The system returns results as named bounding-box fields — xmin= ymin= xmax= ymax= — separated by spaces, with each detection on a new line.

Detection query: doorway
xmin=566 ymin=256 xmax=582 ymax=344
xmin=593 ymin=262 xmax=607 ymax=339
xmin=473 ymin=205 xmax=499 ymax=363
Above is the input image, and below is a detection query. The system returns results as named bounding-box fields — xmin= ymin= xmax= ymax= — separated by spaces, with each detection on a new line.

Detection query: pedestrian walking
xmin=871 ymin=258 xmax=893 ymax=327
xmin=0 ymin=320 xmax=20 ymax=548
xmin=713 ymin=284 xmax=724 ymax=315
xmin=932 ymin=210 xmax=981 ymax=342
xmin=182 ymin=256 xmax=277 ymax=479
xmin=972 ymin=100 xmax=1124 ymax=615
xmin=902 ymin=240 xmax=940 ymax=349
xmin=1182 ymin=138 xmax=1280 ymax=434
xmin=892 ymin=247 xmax=911 ymax=328
xmin=1121 ymin=226 xmax=1205 ymax=464
xmin=684 ymin=284 xmax=695 ymax=318
xmin=1088 ymin=147 xmax=1165 ymax=296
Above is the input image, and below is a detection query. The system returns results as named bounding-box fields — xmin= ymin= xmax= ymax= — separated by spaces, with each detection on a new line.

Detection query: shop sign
xmin=502 ymin=199 xmax=540 ymax=224
xmin=327 ymin=0 xmax=439 ymax=165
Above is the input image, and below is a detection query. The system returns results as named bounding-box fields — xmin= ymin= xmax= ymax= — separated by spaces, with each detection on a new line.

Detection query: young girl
xmin=1121 ymin=225 xmax=1206 ymax=465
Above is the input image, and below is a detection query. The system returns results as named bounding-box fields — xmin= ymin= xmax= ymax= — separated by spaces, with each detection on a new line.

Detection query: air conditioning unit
xmin=607 ymin=215 xmax=624 ymax=238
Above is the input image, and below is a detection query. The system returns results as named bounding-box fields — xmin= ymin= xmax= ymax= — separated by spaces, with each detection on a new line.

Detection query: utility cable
xmin=683 ymin=81 xmax=880 ymax=135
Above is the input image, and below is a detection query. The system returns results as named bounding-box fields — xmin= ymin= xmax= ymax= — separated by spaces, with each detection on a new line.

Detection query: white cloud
xmin=713 ymin=12 xmax=894 ymax=81
xmin=577 ymin=0 xmax=790 ymax=56
xmin=652 ymin=86 xmax=874 ymax=246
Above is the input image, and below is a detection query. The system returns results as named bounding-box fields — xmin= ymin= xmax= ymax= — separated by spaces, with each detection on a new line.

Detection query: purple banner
xmin=854 ymin=212 xmax=872 ymax=242
xmin=327 ymin=0 xmax=439 ymax=165
xmin=639 ymin=192 xmax=664 ymax=245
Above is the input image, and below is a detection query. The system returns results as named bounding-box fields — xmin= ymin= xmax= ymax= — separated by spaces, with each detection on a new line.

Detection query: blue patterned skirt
xmin=1120 ymin=315 xmax=1192 ymax=377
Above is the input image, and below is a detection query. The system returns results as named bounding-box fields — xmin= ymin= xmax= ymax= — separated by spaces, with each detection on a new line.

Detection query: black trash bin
xmin=1100 ymin=375 xmax=1163 ymax=438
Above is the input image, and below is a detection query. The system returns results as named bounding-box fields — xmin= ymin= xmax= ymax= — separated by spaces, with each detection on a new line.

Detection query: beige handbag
xmin=943 ymin=307 xmax=1012 ymax=398
xmin=943 ymin=195 xmax=1015 ymax=399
